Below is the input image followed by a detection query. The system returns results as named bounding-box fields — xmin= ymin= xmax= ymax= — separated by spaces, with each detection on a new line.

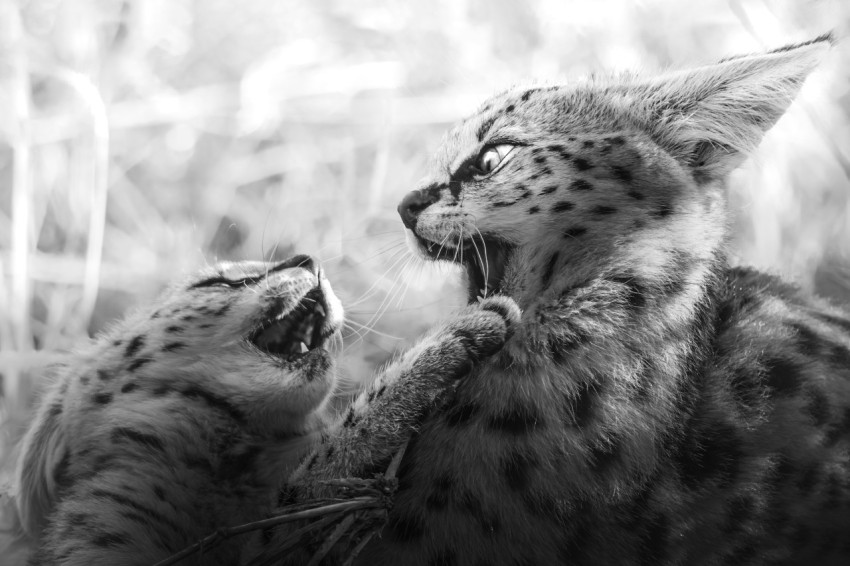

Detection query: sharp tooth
xmin=300 ymin=342 xmax=309 ymax=353
xmin=316 ymin=304 xmax=325 ymax=317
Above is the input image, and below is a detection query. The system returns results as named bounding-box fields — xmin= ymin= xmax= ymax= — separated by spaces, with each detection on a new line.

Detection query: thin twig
xmin=306 ymin=513 xmax=357 ymax=566
xmin=341 ymin=531 xmax=377 ymax=566
xmin=152 ymin=499 xmax=377 ymax=566
xmin=385 ymin=439 xmax=409 ymax=479
xmin=249 ymin=513 xmax=344 ymax=566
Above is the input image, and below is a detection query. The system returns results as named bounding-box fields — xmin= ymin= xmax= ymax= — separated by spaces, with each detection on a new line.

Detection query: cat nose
xmin=270 ymin=254 xmax=317 ymax=276
xmin=398 ymin=186 xmax=441 ymax=230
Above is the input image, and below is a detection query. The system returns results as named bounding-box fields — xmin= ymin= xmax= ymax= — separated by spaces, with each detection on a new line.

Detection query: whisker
xmin=343 ymin=319 xmax=404 ymax=341
xmin=473 ymin=226 xmax=490 ymax=297
xmin=345 ymin=247 xmax=410 ymax=309
xmin=468 ymin=228 xmax=488 ymax=298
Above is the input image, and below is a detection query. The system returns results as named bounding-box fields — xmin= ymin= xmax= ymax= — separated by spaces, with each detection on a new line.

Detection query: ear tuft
xmin=633 ymin=34 xmax=833 ymax=179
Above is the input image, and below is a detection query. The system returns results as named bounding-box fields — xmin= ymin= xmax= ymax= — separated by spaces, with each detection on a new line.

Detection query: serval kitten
xmin=15 ymin=255 xmax=519 ymax=565
xmin=378 ymin=35 xmax=848 ymax=565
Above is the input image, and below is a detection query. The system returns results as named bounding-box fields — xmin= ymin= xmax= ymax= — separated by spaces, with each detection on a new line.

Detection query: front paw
xmin=445 ymin=295 xmax=521 ymax=365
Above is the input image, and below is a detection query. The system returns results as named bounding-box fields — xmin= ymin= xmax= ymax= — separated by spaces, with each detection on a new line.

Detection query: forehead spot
xmin=477 ymin=116 xmax=498 ymax=142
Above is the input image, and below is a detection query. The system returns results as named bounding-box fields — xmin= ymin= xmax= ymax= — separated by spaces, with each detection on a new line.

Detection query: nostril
xmin=398 ymin=186 xmax=441 ymax=230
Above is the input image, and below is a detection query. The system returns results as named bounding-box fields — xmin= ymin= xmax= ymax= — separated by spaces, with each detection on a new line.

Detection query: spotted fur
xmin=364 ymin=36 xmax=850 ymax=565
xmin=15 ymin=255 xmax=520 ymax=565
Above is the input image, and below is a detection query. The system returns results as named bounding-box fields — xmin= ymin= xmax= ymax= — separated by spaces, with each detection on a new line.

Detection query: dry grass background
xmin=0 ymin=0 xmax=849 ymax=541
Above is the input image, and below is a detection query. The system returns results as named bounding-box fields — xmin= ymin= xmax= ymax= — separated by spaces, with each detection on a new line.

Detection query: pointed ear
xmin=632 ymin=34 xmax=833 ymax=179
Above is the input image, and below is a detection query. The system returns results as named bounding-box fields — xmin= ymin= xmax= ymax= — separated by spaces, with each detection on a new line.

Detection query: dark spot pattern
xmin=788 ymin=322 xmax=822 ymax=356
xmin=825 ymin=407 xmax=850 ymax=445
xmin=96 ymin=370 xmax=110 ymax=381
xmin=676 ymin=421 xmax=742 ymax=488
xmin=92 ymin=532 xmax=128 ymax=548
xmin=127 ymin=358 xmax=152 ymax=372
xmin=610 ymin=275 xmax=647 ymax=310
xmin=528 ymin=206 xmax=540 ymax=214
xmin=425 ymin=473 xmax=453 ymax=511
xmin=457 ymin=489 xmax=501 ymax=537
xmin=723 ymin=495 xmax=755 ymax=534
xmin=592 ymin=205 xmax=617 ymax=216
xmin=828 ymin=342 xmax=850 ymax=367
xmin=53 ymin=451 xmax=71 ymax=489
xmin=763 ymin=357 xmax=802 ymax=394
xmin=588 ymin=438 xmax=620 ymax=474
xmin=795 ymin=463 xmax=821 ymax=494
xmin=153 ymin=485 xmax=166 ymax=501
xmin=552 ymin=201 xmax=575 ymax=212
xmin=501 ymin=449 xmax=538 ymax=491
xmin=385 ymin=512 xmax=425 ymax=542
xmin=806 ymin=388 xmax=831 ymax=426
xmin=627 ymin=190 xmax=645 ymax=200
xmin=541 ymin=185 xmax=558 ymax=195
xmin=477 ymin=116 xmax=497 ymax=142
xmin=813 ymin=312 xmax=850 ymax=334
xmin=124 ymin=336 xmax=145 ymax=358
xmin=569 ymin=179 xmax=594 ymax=191
xmin=165 ymin=325 xmax=183 ymax=333
xmin=181 ymin=386 xmax=245 ymax=423
xmin=563 ymin=227 xmax=587 ymax=238
xmin=445 ymin=401 xmax=480 ymax=427
xmin=654 ymin=203 xmax=673 ymax=218
xmin=544 ymin=315 xmax=593 ymax=358
xmin=90 ymin=489 xmax=186 ymax=535
xmin=93 ymin=392 xmax=113 ymax=405
xmin=573 ymin=157 xmax=593 ymax=171
xmin=565 ymin=383 xmax=596 ymax=428
xmin=487 ymin=403 xmax=543 ymax=435
xmin=162 ymin=342 xmax=185 ymax=352
xmin=220 ymin=445 xmax=264 ymax=479
xmin=111 ymin=427 xmax=165 ymax=452
xmin=611 ymin=165 xmax=633 ymax=183
xmin=542 ymin=252 xmax=560 ymax=290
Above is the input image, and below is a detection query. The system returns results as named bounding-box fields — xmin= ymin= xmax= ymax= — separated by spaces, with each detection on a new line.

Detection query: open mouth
xmin=249 ymin=287 xmax=333 ymax=361
xmin=417 ymin=235 xmax=512 ymax=303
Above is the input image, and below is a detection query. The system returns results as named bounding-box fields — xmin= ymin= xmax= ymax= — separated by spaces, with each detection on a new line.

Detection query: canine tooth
xmin=316 ymin=304 xmax=325 ymax=317
xmin=300 ymin=342 xmax=309 ymax=353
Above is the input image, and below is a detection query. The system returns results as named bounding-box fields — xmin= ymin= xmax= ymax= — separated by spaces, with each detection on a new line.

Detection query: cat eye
xmin=472 ymin=144 xmax=516 ymax=177
xmin=190 ymin=276 xmax=254 ymax=289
